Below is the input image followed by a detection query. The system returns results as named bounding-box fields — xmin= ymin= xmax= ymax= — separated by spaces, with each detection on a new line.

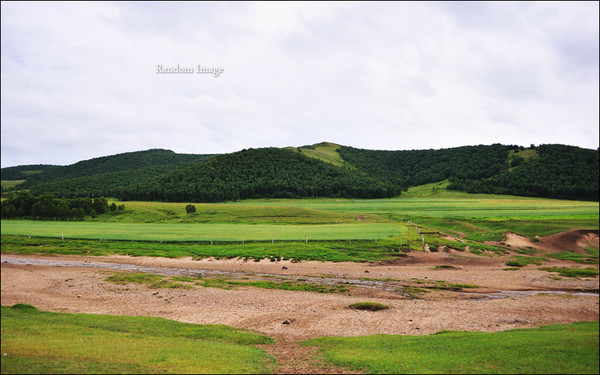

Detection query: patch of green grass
xmin=432 ymin=265 xmax=458 ymax=270
xmin=505 ymin=256 xmax=547 ymax=268
xmin=296 ymin=142 xmax=353 ymax=168
xmin=103 ymin=271 xmax=349 ymax=294
xmin=447 ymin=283 xmax=478 ymax=290
xmin=0 ymin=304 xmax=274 ymax=374
xmin=0 ymin=235 xmax=403 ymax=263
xmin=104 ymin=273 xmax=193 ymax=289
xmin=539 ymin=267 xmax=599 ymax=278
xmin=304 ymin=321 xmax=599 ymax=374
xmin=348 ymin=302 xmax=389 ymax=311
xmin=410 ymin=278 xmax=478 ymax=291
xmin=1 ymin=180 xmax=25 ymax=189
xmin=549 ymin=251 xmax=599 ymax=265
xmin=195 ymin=277 xmax=349 ymax=294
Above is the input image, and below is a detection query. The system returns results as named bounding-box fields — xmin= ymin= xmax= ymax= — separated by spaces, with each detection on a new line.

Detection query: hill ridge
xmin=2 ymin=142 xmax=598 ymax=202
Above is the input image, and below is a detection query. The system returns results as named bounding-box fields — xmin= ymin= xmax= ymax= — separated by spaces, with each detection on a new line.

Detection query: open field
xmin=1 ymin=186 xmax=598 ymax=373
xmin=304 ymin=321 xmax=599 ymax=374
xmin=1 ymin=252 xmax=598 ymax=374
xmin=1 ymin=304 xmax=274 ymax=374
xmin=2 ymin=185 xmax=597 ymax=252
xmin=0 ymin=221 xmax=402 ymax=242
xmin=2 ymin=303 xmax=597 ymax=374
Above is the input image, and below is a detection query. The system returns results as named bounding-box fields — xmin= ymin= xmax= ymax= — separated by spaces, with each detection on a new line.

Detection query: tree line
xmin=0 ymin=192 xmax=123 ymax=220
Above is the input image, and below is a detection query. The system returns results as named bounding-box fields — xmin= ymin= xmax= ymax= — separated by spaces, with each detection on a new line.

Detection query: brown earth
xmin=1 ymin=231 xmax=599 ymax=373
xmin=497 ymin=229 xmax=599 ymax=253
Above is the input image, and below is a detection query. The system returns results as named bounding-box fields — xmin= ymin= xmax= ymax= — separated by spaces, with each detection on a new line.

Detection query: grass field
xmin=304 ymin=321 xmax=600 ymax=374
xmin=0 ymin=220 xmax=402 ymax=242
xmin=2 ymin=304 xmax=597 ymax=374
xmin=0 ymin=235 xmax=402 ymax=262
xmin=1 ymin=183 xmax=598 ymax=257
xmin=0 ymin=304 xmax=274 ymax=374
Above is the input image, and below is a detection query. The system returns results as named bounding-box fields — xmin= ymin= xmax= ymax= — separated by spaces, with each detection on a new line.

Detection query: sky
xmin=1 ymin=1 xmax=598 ymax=168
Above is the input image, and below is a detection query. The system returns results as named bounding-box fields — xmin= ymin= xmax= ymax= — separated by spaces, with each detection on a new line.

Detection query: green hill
xmin=2 ymin=149 xmax=216 ymax=198
xmin=1 ymin=143 xmax=597 ymax=202
xmin=118 ymin=147 xmax=400 ymax=202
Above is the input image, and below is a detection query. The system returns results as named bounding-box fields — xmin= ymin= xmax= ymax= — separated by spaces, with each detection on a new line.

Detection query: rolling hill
xmin=1 ymin=142 xmax=598 ymax=202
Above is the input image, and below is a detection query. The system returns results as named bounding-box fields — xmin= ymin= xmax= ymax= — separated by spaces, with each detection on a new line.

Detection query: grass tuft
xmin=349 ymin=302 xmax=390 ymax=311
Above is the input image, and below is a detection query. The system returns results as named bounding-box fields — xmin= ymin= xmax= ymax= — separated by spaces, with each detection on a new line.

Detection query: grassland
xmin=304 ymin=321 xmax=599 ymax=374
xmin=0 ymin=220 xmax=402 ymax=242
xmin=2 ymin=184 xmax=599 ymax=374
xmin=1 ymin=183 xmax=598 ymax=259
xmin=3 ymin=304 xmax=596 ymax=374
xmin=0 ymin=304 xmax=274 ymax=374
xmin=295 ymin=142 xmax=353 ymax=168
xmin=0 ymin=235 xmax=402 ymax=262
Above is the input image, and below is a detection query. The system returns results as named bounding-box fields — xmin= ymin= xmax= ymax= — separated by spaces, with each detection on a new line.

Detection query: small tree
xmin=186 ymin=204 xmax=196 ymax=214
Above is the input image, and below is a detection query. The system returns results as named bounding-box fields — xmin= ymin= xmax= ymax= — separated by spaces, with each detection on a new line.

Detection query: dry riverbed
xmin=2 ymin=250 xmax=598 ymax=342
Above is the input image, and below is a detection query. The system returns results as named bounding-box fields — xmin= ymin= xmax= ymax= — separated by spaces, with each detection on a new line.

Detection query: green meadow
xmin=304 ymin=321 xmax=599 ymax=374
xmin=2 ymin=305 xmax=598 ymax=374
xmin=0 ymin=221 xmax=402 ymax=242
xmin=1 ymin=184 xmax=598 ymax=258
xmin=0 ymin=304 xmax=274 ymax=374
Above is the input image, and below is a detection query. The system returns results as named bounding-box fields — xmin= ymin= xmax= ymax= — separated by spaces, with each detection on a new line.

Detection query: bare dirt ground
xmin=2 ymin=230 xmax=598 ymax=373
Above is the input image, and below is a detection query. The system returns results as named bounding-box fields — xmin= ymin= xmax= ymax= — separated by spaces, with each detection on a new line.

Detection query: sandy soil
xmin=2 ymin=252 xmax=598 ymax=340
xmin=2 ymin=230 xmax=598 ymax=373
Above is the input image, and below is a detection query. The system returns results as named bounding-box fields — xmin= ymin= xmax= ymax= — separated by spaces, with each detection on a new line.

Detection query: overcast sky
xmin=1 ymin=1 xmax=598 ymax=167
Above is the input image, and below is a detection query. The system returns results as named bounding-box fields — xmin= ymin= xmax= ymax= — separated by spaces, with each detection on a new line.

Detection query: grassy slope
xmin=304 ymin=321 xmax=600 ymax=374
xmin=0 ymin=180 xmax=25 ymax=189
xmin=0 ymin=304 xmax=274 ymax=374
xmin=295 ymin=142 xmax=354 ymax=168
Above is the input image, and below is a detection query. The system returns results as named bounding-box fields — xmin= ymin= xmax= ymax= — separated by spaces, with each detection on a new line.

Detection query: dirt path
xmin=257 ymin=337 xmax=362 ymax=374
xmin=1 ymin=249 xmax=598 ymax=373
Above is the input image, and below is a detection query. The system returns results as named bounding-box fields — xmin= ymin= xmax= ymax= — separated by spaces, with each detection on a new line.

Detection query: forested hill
xmin=118 ymin=148 xmax=401 ymax=202
xmin=15 ymin=149 xmax=211 ymax=187
xmin=1 ymin=149 xmax=216 ymax=198
xmin=338 ymin=144 xmax=599 ymax=200
xmin=1 ymin=143 xmax=598 ymax=202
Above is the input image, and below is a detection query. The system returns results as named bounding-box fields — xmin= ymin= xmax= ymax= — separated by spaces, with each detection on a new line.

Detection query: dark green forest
xmin=118 ymin=148 xmax=401 ymax=202
xmin=446 ymin=144 xmax=599 ymax=200
xmin=2 ymin=143 xmax=598 ymax=203
xmin=337 ymin=144 xmax=510 ymax=189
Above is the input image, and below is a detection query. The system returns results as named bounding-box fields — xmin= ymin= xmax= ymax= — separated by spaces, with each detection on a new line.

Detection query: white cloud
xmin=1 ymin=1 xmax=598 ymax=167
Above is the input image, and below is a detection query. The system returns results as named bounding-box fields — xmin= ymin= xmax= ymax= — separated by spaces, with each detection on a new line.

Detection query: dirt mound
xmin=504 ymin=232 xmax=537 ymax=249
xmin=500 ymin=229 xmax=599 ymax=253
xmin=538 ymin=229 xmax=599 ymax=254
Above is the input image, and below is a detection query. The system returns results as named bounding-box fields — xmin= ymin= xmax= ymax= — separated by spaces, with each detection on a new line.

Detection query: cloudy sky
xmin=1 ymin=1 xmax=598 ymax=167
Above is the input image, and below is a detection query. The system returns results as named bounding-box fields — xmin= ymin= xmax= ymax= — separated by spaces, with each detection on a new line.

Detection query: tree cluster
xmin=0 ymin=192 xmax=123 ymax=220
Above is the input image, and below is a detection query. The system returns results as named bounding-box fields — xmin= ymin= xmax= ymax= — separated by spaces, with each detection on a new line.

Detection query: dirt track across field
xmin=1 ymin=232 xmax=598 ymax=373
